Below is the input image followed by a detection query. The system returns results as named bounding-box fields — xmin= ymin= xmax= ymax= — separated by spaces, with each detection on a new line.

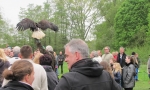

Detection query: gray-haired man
xmin=55 ymin=39 xmax=121 ymax=90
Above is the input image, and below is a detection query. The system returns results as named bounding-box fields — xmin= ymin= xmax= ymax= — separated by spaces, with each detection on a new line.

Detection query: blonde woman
xmin=113 ymin=63 xmax=122 ymax=84
xmin=0 ymin=48 xmax=10 ymax=87
xmin=33 ymin=51 xmax=43 ymax=64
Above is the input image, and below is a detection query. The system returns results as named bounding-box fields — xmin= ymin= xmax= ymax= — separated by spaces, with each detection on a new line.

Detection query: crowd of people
xmin=0 ymin=38 xmax=144 ymax=90
xmin=90 ymin=46 xmax=141 ymax=90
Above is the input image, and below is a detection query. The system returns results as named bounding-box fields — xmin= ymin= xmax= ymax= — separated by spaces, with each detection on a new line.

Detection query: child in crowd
xmin=113 ymin=63 xmax=122 ymax=85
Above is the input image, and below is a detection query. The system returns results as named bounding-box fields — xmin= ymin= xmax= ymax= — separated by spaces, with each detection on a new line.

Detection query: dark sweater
xmin=42 ymin=65 xmax=58 ymax=90
xmin=0 ymin=81 xmax=33 ymax=90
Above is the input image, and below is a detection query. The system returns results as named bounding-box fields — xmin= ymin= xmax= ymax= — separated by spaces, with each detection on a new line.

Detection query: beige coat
xmin=102 ymin=53 xmax=113 ymax=64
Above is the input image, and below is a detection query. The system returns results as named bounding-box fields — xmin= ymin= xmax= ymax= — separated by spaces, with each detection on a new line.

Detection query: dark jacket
xmin=136 ymin=57 xmax=140 ymax=68
xmin=117 ymin=53 xmax=126 ymax=68
xmin=0 ymin=81 xmax=33 ymax=90
xmin=55 ymin=58 xmax=121 ymax=90
xmin=57 ymin=55 xmax=65 ymax=65
xmin=42 ymin=65 xmax=58 ymax=90
xmin=122 ymin=63 xmax=135 ymax=88
xmin=113 ymin=71 xmax=121 ymax=84
xmin=0 ymin=60 xmax=10 ymax=87
xmin=36 ymin=39 xmax=56 ymax=71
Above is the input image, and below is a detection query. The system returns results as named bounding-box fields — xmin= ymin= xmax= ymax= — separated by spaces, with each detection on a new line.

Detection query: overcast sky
xmin=0 ymin=0 xmax=45 ymax=26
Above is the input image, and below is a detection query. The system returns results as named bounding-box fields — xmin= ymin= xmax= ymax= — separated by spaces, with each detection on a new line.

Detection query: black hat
xmin=131 ymin=52 xmax=136 ymax=55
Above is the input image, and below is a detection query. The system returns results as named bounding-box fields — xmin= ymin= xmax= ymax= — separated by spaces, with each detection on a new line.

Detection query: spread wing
xmin=16 ymin=18 xmax=37 ymax=31
xmin=37 ymin=20 xmax=58 ymax=31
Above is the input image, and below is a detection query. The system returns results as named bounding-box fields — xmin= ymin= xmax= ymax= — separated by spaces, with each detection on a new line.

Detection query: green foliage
xmin=146 ymin=2 xmax=150 ymax=44
xmin=86 ymin=40 xmax=97 ymax=52
xmin=0 ymin=17 xmax=16 ymax=47
xmin=125 ymin=44 xmax=150 ymax=64
xmin=95 ymin=0 xmax=124 ymax=50
xmin=114 ymin=0 xmax=149 ymax=48
xmin=133 ymin=65 xmax=149 ymax=90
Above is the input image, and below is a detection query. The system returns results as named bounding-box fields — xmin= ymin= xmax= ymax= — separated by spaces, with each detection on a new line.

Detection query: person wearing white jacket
xmin=90 ymin=51 xmax=102 ymax=63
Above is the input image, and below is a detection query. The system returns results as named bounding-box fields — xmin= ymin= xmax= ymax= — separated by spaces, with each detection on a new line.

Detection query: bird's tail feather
xmin=32 ymin=29 xmax=45 ymax=39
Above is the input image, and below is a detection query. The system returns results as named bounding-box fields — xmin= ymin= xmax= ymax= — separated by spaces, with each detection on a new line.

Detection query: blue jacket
xmin=113 ymin=71 xmax=121 ymax=84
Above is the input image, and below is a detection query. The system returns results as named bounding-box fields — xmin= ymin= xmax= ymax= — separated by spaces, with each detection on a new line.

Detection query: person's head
xmin=104 ymin=46 xmax=110 ymax=54
xmin=131 ymin=52 xmax=136 ymax=55
xmin=19 ymin=45 xmax=33 ymax=59
xmin=33 ymin=52 xmax=43 ymax=64
xmin=125 ymin=55 xmax=135 ymax=64
xmin=90 ymin=51 xmax=98 ymax=58
xmin=33 ymin=49 xmax=40 ymax=56
xmin=9 ymin=51 xmax=14 ymax=58
xmin=0 ymin=48 xmax=7 ymax=61
xmin=112 ymin=52 xmax=115 ymax=56
xmin=13 ymin=46 xmax=20 ymax=57
xmin=110 ymin=57 xmax=115 ymax=64
xmin=53 ymin=52 xmax=57 ymax=57
xmin=4 ymin=48 xmax=11 ymax=56
xmin=115 ymin=51 xmax=118 ymax=55
xmin=46 ymin=45 xmax=53 ymax=52
xmin=64 ymin=39 xmax=89 ymax=69
xmin=119 ymin=47 xmax=125 ymax=54
xmin=59 ymin=51 xmax=62 ymax=55
xmin=90 ymin=51 xmax=93 ymax=58
xmin=39 ymin=54 xmax=52 ymax=66
xmin=135 ymin=53 xmax=138 ymax=58
xmin=113 ymin=63 xmax=121 ymax=73
xmin=3 ymin=60 xmax=34 ymax=85
xmin=97 ymin=50 xmax=102 ymax=56
xmin=100 ymin=61 xmax=114 ymax=78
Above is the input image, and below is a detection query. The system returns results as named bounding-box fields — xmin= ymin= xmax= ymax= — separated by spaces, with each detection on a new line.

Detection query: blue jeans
xmin=135 ymin=68 xmax=138 ymax=80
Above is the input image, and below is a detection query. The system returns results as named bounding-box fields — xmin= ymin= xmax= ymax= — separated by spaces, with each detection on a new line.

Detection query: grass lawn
xmin=58 ymin=62 xmax=69 ymax=78
xmin=133 ymin=65 xmax=149 ymax=90
xmin=58 ymin=63 xmax=149 ymax=90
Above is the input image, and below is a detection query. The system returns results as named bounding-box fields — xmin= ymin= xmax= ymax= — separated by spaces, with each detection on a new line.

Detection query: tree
xmin=114 ymin=0 xmax=149 ymax=48
xmin=146 ymin=1 xmax=150 ymax=44
xmin=53 ymin=0 xmax=100 ymax=40
xmin=95 ymin=0 xmax=124 ymax=49
xmin=0 ymin=9 xmax=15 ymax=47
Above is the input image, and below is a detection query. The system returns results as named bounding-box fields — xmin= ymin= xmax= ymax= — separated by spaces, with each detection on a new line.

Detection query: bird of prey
xmin=16 ymin=18 xmax=58 ymax=39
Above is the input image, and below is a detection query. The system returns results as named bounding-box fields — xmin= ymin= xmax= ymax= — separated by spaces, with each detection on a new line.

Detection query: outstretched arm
xmin=34 ymin=38 xmax=47 ymax=54
xmin=35 ymin=38 xmax=56 ymax=70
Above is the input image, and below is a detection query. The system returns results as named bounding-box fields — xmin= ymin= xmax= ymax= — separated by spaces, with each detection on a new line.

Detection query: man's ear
xmin=24 ymin=74 xmax=30 ymax=84
xmin=75 ymin=52 xmax=80 ymax=61
xmin=30 ymin=53 xmax=33 ymax=59
xmin=18 ymin=53 xmax=22 ymax=58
